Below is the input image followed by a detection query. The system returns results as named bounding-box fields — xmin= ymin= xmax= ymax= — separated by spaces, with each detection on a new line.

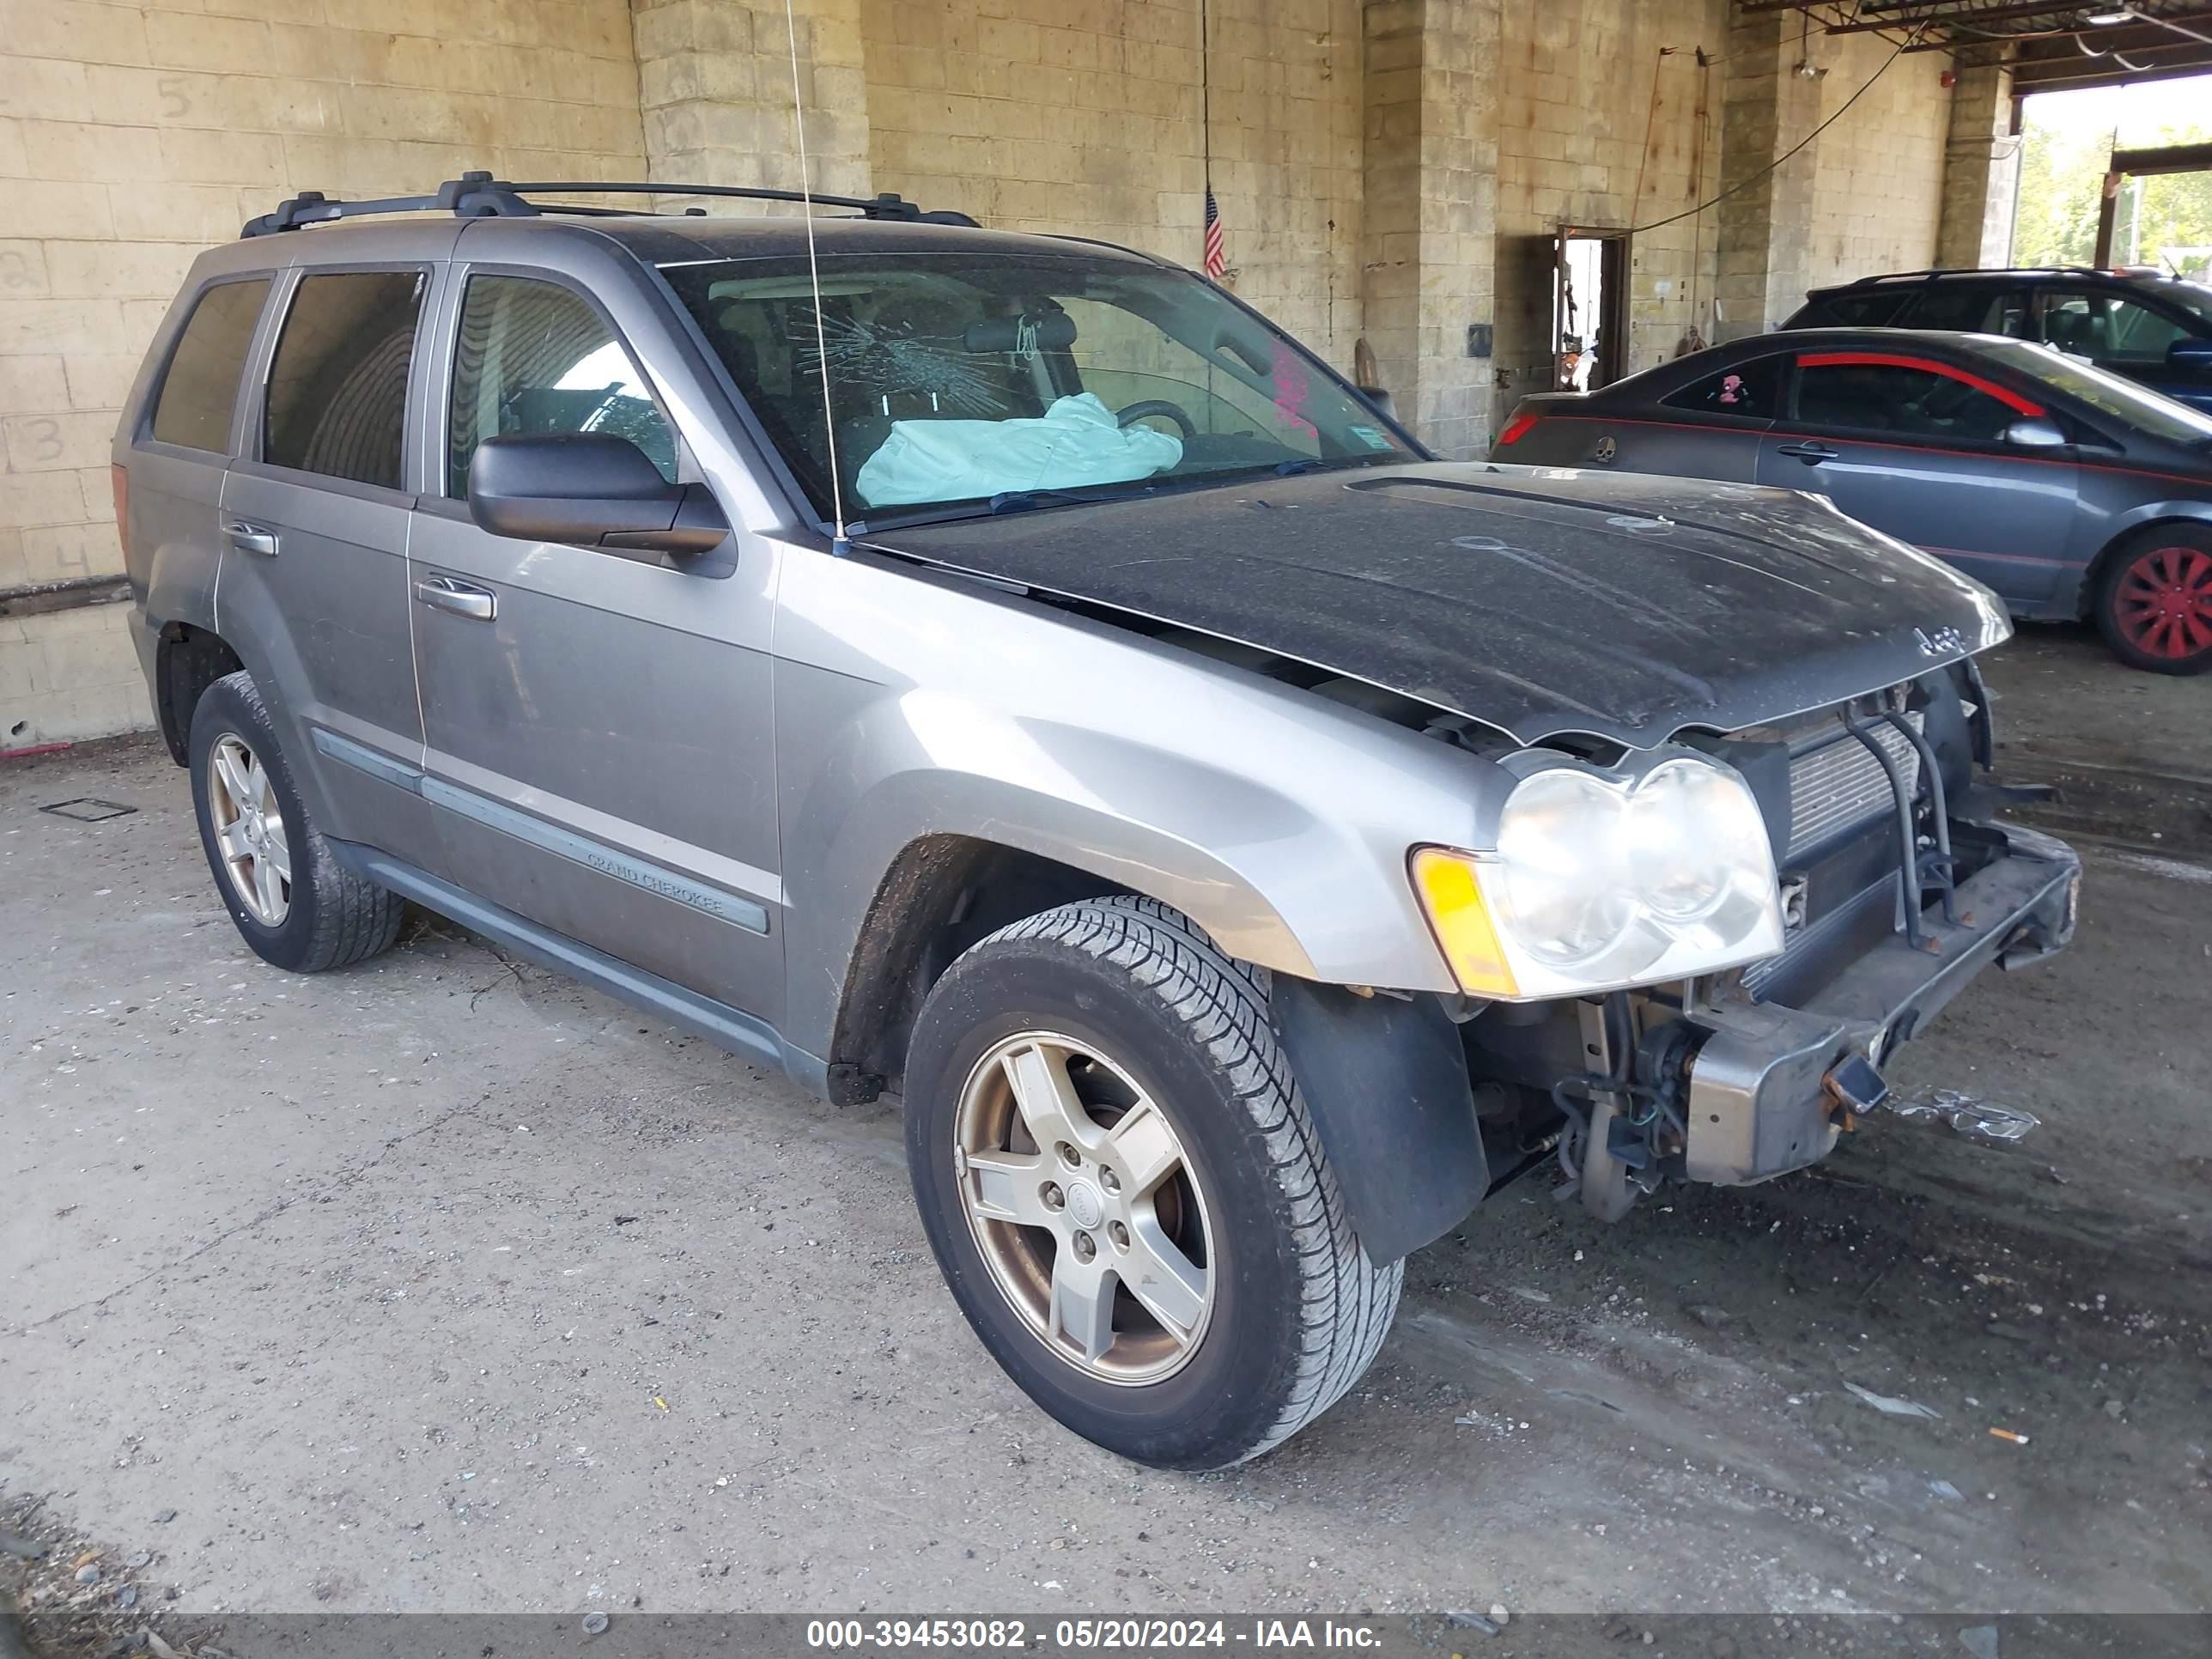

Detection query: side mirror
xmin=467 ymin=433 xmax=727 ymax=559
xmin=1356 ymin=385 xmax=1397 ymax=422
xmin=2167 ymin=337 xmax=2212 ymax=370
xmin=2003 ymin=416 xmax=2068 ymax=448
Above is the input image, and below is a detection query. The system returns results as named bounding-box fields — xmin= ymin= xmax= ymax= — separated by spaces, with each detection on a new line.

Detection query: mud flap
xmin=1269 ymin=978 xmax=1487 ymax=1265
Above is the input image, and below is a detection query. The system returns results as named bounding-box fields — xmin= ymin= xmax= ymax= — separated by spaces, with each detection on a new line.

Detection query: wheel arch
xmin=823 ymin=834 xmax=1139 ymax=1103
xmin=155 ymin=622 xmax=245 ymax=765
xmin=2076 ymin=506 xmax=2212 ymax=618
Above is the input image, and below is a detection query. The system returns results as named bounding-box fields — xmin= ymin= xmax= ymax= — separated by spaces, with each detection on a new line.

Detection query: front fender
xmin=771 ymin=547 xmax=1494 ymax=1059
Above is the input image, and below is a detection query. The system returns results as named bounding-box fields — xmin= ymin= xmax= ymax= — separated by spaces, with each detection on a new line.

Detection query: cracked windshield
xmin=659 ymin=252 xmax=1411 ymax=521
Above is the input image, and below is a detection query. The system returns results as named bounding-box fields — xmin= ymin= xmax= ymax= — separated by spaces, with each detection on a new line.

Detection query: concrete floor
xmin=3 ymin=623 xmax=2209 ymax=1623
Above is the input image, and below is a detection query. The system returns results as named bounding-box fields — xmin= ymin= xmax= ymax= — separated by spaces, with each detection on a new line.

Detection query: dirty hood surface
xmin=866 ymin=463 xmax=2013 ymax=749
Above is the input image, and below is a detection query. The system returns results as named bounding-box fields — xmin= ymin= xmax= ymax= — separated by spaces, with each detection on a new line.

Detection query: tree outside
xmin=2013 ymin=76 xmax=2212 ymax=276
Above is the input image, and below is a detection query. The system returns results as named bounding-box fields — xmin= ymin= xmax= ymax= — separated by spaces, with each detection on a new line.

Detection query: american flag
xmin=1202 ymin=188 xmax=1227 ymax=279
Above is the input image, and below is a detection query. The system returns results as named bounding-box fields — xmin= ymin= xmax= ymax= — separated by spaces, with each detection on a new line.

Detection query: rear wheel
xmin=903 ymin=896 xmax=1401 ymax=1470
xmin=188 ymin=671 xmax=407 ymax=972
xmin=2095 ymin=530 xmax=2212 ymax=674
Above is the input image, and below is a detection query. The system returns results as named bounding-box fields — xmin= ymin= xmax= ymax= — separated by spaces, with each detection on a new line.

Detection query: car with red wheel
xmin=1493 ymin=328 xmax=2212 ymax=673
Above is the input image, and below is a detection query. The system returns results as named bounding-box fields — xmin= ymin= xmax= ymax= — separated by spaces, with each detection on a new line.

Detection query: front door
xmin=218 ymin=266 xmax=441 ymax=866
xmin=408 ymin=270 xmax=784 ymax=1022
xmin=1756 ymin=349 xmax=2079 ymax=606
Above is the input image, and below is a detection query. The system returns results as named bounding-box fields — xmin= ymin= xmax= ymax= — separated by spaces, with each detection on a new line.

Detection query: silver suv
xmin=115 ymin=176 xmax=2081 ymax=1470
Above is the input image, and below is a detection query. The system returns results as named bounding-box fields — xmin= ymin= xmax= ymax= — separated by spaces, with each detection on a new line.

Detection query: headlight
xmin=1412 ymin=751 xmax=1784 ymax=1000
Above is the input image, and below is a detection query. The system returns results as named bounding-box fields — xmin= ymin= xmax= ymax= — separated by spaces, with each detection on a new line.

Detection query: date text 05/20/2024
xmin=804 ymin=1619 xmax=1386 ymax=1650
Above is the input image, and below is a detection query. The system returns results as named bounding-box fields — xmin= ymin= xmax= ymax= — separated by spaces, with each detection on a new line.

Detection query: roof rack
xmin=241 ymin=172 xmax=980 ymax=238
xmin=1840 ymin=265 xmax=2114 ymax=288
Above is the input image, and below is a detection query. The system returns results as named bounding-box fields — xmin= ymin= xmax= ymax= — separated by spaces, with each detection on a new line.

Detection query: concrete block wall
xmin=0 ymin=0 xmax=646 ymax=746
xmin=1493 ymin=0 xmax=1727 ymax=419
xmin=859 ymin=0 xmax=1364 ymax=368
xmin=635 ymin=0 xmax=872 ymax=204
xmin=4 ymin=0 xmax=1985 ymax=744
xmin=1803 ymin=29 xmax=1950 ymax=294
xmin=1935 ymin=59 xmax=2018 ymax=270
xmin=1360 ymin=0 xmax=1500 ymax=460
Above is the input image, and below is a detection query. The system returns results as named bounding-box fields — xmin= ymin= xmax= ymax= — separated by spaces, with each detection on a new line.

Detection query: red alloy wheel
xmin=2110 ymin=544 xmax=2212 ymax=665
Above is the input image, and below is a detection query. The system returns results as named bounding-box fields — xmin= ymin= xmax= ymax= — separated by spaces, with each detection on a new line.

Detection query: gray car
xmin=116 ymin=176 xmax=2079 ymax=1470
xmin=1494 ymin=328 xmax=2212 ymax=673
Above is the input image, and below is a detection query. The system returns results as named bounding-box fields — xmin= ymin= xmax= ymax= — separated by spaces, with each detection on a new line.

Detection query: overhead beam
xmin=2109 ymin=139 xmax=2212 ymax=173
xmin=1904 ymin=10 xmax=2212 ymax=49
xmin=1824 ymin=3 xmax=2118 ymax=36
xmin=2011 ymin=52 xmax=2212 ymax=88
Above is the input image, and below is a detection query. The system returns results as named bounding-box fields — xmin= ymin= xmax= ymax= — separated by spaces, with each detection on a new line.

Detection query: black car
xmin=1784 ymin=266 xmax=2212 ymax=414
xmin=1493 ymin=328 xmax=2212 ymax=672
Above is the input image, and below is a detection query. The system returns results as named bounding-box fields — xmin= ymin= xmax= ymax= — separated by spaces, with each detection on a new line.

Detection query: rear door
xmin=1755 ymin=348 xmax=2080 ymax=605
xmin=407 ymin=264 xmax=784 ymax=1021
xmin=122 ymin=275 xmax=273 ymax=685
xmin=218 ymin=264 xmax=442 ymax=865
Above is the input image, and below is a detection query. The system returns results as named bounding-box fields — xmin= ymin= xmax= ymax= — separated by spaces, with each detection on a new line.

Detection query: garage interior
xmin=5 ymin=0 xmax=2212 ymax=1638
xmin=3 ymin=0 xmax=2209 ymax=747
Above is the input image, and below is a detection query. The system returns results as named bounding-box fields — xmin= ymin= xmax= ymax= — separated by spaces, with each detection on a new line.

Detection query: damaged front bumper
xmin=1681 ymin=818 xmax=2081 ymax=1187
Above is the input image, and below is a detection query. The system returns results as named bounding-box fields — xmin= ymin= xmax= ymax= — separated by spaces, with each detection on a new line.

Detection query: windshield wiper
xmin=1273 ymin=453 xmax=1402 ymax=477
xmin=987 ymin=487 xmax=1115 ymax=515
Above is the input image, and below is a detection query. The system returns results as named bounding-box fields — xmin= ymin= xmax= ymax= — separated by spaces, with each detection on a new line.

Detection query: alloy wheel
xmin=207 ymin=732 xmax=292 ymax=926
xmin=953 ymin=1031 xmax=1215 ymax=1385
xmin=2112 ymin=544 xmax=2212 ymax=663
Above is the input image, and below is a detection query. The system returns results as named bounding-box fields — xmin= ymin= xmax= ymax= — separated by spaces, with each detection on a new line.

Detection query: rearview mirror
xmin=2168 ymin=337 xmax=2212 ymax=370
xmin=1356 ymin=385 xmax=1397 ymax=422
xmin=467 ymin=434 xmax=727 ymax=559
xmin=2002 ymin=416 xmax=2068 ymax=448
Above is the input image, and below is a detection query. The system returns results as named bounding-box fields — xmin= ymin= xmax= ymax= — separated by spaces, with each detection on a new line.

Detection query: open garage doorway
xmin=1554 ymin=227 xmax=1631 ymax=392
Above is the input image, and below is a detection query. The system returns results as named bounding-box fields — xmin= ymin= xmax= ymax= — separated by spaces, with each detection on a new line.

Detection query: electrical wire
xmin=1626 ymin=21 xmax=1925 ymax=236
xmin=784 ymin=0 xmax=848 ymax=547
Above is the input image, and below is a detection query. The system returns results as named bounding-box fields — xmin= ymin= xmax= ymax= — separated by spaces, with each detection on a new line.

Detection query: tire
xmin=2094 ymin=527 xmax=2212 ymax=674
xmin=187 ymin=670 xmax=407 ymax=973
xmin=904 ymin=894 xmax=1401 ymax=1470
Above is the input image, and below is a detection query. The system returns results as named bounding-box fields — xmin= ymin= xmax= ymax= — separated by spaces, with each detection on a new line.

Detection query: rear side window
xmin=1796 ymin=291 xmax=1908 ymax=326
xmin=446 ymin=275 xmax=676 ymax=497
xmin=149 ymin=278 xmax=270 ymax=453
xmin=1897 ymin=287 xmax=2003 ymax=332
xmin=1663 ymin=355 xmax=1782 ymax=417
xmin=264 ymin=270 xmax=424 ymax=489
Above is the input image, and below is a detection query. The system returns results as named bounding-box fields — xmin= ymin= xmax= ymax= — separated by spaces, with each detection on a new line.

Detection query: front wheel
xmin=904 ymin=896 xmax=1401 ymax=1470
xmin=2095 ymin=530 xmax=2212 ymax=674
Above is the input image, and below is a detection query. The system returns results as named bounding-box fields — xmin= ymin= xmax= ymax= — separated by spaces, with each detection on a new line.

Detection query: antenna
xmin=784 ymin=0 xmax=849 ymax=550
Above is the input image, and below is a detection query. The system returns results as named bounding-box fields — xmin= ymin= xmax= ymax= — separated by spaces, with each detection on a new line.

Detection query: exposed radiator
xmin=1784 ymin=714 xmax=1921 ymax=863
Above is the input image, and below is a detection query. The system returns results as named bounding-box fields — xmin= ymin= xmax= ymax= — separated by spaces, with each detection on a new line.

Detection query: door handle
xmin=414 ymin=574 xmax=496 ymax=622
xmin=1774 ymin=441 xmax=1838 ymax=465
xmin=223 ymin=520 xmax=279 ymax=556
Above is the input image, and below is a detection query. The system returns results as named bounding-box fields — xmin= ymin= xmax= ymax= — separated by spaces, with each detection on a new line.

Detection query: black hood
xmin=865 ymin=463 xmax=2012 ymax=749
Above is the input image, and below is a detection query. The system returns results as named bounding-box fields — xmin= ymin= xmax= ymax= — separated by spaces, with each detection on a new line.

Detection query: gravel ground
xmin=2 ymin=624 xmax=2207 ymax=1648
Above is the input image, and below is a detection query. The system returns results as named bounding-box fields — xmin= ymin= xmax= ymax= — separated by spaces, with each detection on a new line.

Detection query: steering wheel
xmin=1114 ymin=398 xmax=1199 ymax=442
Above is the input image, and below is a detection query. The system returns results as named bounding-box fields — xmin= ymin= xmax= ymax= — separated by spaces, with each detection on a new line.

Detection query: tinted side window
xmin=2037 ymin=289 xmax=2191 ymax=362
xmin=264 ymin=270 xmax=423 ymax=489
xmin=1794 ymin=357 xmax=2019 ymax=441
xmin=1802 ymin=291 xmax=1908 ymax=326
xmin=447 ymin=276 xmax=676 ymax=497
xmin=1662 ymin=355 xmax=1782 ymax=417
xmin=149 ymin=278 xmax=270 ymax=453
xmin=1898 ymin=286 xmax=2001 ymax=332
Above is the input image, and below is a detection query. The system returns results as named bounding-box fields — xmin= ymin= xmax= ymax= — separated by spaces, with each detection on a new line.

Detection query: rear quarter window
xmin=149 ymin=278 xmax=270 ymax=453
xmin=1795 ymin=291 xmax=1909 ymax=327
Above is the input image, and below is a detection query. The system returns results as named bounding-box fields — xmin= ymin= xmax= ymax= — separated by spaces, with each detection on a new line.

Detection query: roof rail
xmin=241 ymin=172 xmax=980 ymax=238
xmin=1839 ymin=264 xmax=2114 ymax=288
